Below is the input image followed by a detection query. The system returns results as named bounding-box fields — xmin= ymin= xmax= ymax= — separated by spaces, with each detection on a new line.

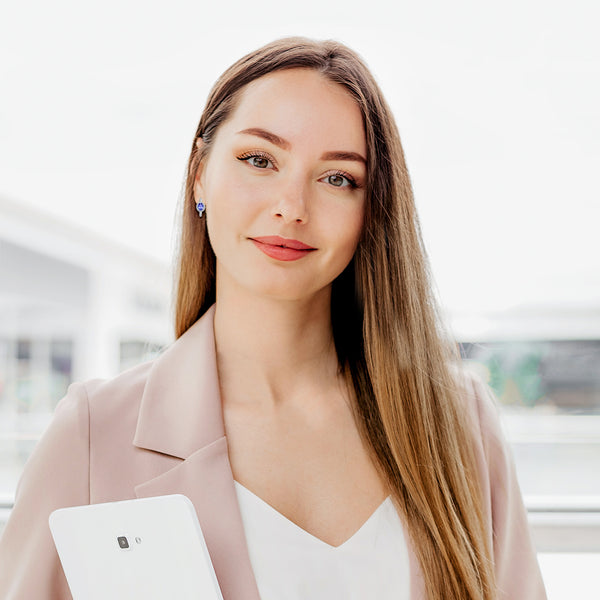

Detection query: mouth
xmin=249 ymin=236 xmax=317 ymax=261
xmin=249 ymin=236 xmax=316 ymax=250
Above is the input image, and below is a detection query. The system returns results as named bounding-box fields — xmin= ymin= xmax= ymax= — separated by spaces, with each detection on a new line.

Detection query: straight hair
xmin=174 ymin=37 xmax=495 ymax=599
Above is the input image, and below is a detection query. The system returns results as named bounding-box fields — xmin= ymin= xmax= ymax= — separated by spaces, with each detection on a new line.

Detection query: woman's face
xmin=195 ymin=68 xmax=367 ymax=303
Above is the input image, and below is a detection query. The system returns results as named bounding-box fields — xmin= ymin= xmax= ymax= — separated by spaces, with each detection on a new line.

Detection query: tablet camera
xmin=117 ymin=536 xmax=129 ymax=549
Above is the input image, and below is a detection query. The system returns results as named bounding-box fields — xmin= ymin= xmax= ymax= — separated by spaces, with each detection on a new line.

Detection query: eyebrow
xmin=237 ymin=128 xmax=290 ymax=150
xmin=320 ymin=151 xmax=366 ymax=165
xmin=236 ymin=128 xmax=366 ymax=164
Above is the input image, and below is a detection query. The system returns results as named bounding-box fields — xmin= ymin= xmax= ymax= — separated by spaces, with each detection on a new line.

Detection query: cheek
xmin=335 ymin=201 xmax=365 ymax=256
xmin=206 ymin=158 xmax=273 ymax=221
xmin=204 ymin=166 xmax=252 ymax=236
xmin=205 ymin=181 xmax=273 ymax=268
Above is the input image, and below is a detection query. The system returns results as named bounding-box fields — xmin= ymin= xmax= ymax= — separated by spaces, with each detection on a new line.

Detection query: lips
xmin=250 ymin=236 xmax=316 ymax=250
xmin=249 ymin=235 xmax=316 ymax=262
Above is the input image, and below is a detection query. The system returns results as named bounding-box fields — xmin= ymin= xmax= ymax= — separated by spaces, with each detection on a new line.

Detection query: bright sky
xmin=1 ymin=0 xmax=598 ymax=314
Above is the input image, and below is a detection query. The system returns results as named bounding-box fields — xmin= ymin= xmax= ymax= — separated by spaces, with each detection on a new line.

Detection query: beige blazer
xmin=0 ymin=305 xmax=546 ymax=599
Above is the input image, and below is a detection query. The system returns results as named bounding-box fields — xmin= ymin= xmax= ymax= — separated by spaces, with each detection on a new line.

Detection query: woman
xmin=0 ymin=37 xmax=546 ymax=599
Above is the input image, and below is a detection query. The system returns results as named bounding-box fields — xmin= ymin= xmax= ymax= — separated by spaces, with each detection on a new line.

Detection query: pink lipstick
xmin=250 ymin=236 xmax=316 ymax=262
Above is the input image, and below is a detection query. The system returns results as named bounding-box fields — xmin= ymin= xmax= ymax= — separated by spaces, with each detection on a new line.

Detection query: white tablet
xmin=49 ymin=494 xmax=224 ymax=600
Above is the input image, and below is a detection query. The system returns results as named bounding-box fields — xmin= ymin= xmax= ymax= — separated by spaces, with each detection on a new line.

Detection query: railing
xmin=0 ymin=494 xmax=14 ymax=537
xmin=2 ymin=493 xmax=600 ymax=553
xmin=527 ymin=496 xmax=600 ymax=553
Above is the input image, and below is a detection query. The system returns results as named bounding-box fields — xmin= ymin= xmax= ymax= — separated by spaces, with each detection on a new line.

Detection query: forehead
xmin=219 ymin=68 xmax=366 ymax=156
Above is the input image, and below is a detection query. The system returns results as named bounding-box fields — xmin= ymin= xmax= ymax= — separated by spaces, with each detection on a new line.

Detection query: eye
xmin=327 ymin=174 xmax=348 ymax=187
xmin=248 ymin=156 xmax=271 ymax=169
xmin=237 ymin=152 xmax=274 ymax=169
xmin=322 ymin=171 xmax=358 ymax=189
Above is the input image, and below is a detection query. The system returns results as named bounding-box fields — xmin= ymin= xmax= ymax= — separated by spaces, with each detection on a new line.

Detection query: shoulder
xmin=449 ymin=366 xmax=511 ymax=518
xmin=82 ymin=359 xmax=155 ymax=425
xmin=57 ymin=360 xmax=160 ymax=485
xmin=454 ymin=366 xmax=506 ymax=465
xmin=17 ymin=359 xmax=155 ymax=485
xmin=12 ymin=359 xmax=157 ymax=506
xmin=75 ymin=358 xmax=155 ymax=412
xmin=48 ymin=359 xmax=154 ymax=439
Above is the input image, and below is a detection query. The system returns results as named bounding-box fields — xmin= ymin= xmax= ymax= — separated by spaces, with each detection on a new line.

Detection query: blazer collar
xmin=132 ymin=305 xmax=262 ymax=600
xmin=133 ymin=304 xmax=224 ymax=458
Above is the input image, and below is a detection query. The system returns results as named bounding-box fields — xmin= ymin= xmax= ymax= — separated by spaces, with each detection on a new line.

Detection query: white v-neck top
xmin=234 ymin=481 xmax=410 ymax=600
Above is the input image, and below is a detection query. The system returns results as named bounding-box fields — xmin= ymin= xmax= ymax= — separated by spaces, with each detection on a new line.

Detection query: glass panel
xmin=50 ymin=339 xmax=72 ymax=409
xmin=461 ymin=341 xmax=600 ymax=498
xmin=460 ymin=340 xmax=600 ymax=414
xmin=0 ymin=337 xmax=73 ymax=498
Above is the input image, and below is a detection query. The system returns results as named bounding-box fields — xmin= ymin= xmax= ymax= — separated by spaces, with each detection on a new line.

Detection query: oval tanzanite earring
xmin=195 ymin=200 xmax=206 ymax=217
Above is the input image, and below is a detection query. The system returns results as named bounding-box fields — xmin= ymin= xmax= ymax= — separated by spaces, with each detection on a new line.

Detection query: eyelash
xmin=236 ymin=151 xmax=360 ymax=189
xmin=236 ymin=151 xmax=273 ymax=167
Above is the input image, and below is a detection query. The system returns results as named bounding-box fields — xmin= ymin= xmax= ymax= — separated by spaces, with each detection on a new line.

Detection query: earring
xmin=195 ymin=200 xmax=206 ymax=217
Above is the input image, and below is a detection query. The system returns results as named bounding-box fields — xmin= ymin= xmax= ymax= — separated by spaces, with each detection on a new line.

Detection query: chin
xmin=250 ymin=281 xmax=318 ymax=303
xmin=216 ymin=257 xmax=336 ymax=304
xmin=241 ymin=271 xmax=330 ymax=304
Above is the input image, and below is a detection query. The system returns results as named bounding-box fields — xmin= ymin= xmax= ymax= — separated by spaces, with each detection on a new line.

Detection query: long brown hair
xmin=174 ymin=37 xmax=495 ymax=599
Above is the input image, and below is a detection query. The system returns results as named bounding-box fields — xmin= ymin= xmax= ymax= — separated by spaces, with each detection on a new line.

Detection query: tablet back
xmin=49 ymin=494 xmax=224 ymax=600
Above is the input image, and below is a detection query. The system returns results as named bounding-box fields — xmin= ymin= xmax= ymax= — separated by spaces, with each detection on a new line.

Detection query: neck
xmin=213 ymin=279 xmax=341 ymax=412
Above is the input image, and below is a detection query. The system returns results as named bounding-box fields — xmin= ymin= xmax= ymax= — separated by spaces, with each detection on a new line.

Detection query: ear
xmin=193 ymin=138 xmax=207 ymax=202
xmin=193 ymin=169 xmax=204 ymax=203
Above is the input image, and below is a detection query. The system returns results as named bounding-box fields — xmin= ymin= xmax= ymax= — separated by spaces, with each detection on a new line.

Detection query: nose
xmin=272 ymin=179 xmax=309 ymax=224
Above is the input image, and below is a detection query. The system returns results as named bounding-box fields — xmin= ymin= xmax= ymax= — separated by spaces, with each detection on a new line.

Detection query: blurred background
xmin=1 ymin=0 xmax=599 ymax=596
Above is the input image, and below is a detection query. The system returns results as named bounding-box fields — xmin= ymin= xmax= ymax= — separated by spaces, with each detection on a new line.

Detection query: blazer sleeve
xmin=468 ymin=374 xmax=547 ymax=599
xmin=0 ymin=382 xmax=91 ymax=600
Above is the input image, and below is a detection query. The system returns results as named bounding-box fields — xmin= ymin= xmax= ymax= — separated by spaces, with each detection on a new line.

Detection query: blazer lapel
xmin=132 ymin=305 xmax=261 ymax=600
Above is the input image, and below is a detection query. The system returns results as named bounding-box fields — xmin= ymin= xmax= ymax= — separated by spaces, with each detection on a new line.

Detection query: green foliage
xmin=467 ymin=342 xmax=546 ymax=408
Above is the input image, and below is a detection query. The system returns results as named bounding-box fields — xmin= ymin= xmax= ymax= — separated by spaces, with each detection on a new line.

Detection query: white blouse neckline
xmin=233 ymin=479 xmax=392 ymax=550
